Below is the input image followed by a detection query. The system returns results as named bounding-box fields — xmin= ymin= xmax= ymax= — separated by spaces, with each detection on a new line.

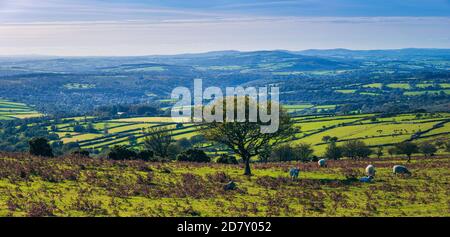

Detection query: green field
xmin=335 ymin=89 xmax=356 ymax=94
xmin=31 ymin=111 xmax=448 ymax=159
xmin=0 ymin=99 xmax=43 ymax=120
xmin=386 ymin=83 xmax=411 ymax=90
xmin=363 ymin=83 xmax=383 ymax=89
xmin=1 ymin=99 xmax=448 ymax=159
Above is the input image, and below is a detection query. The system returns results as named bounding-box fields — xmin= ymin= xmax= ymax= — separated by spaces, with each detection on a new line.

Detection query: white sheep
xmin=318 ymin=159 xmax=327 ymax=167
xmin=393 ymin=165 xmax=411 ymax=176
xmin=365 ymin=165 xmax=376 ymax=177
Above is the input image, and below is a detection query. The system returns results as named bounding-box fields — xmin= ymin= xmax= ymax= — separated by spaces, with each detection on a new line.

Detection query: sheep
xmin=359 ymin=176 xmax=374 ymax=183
xmin=365 ymin=165 xmax=376 ymax=177
xmin=223 ymin=181 xmax=236 ymax=191
xmin=393 ymin=165 xmax=411 ymax=176
xmin=318 ymin=159 xmax=327 ymax=167
xmin=289 ymin=168 xmax=300 ymax=180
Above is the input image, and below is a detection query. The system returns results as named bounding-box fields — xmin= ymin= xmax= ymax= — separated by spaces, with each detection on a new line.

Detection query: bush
xmin=177 ymin=138 xmax=192 ymax=149
xmin=216 ymin=154 xmax=238 ymax=164
xmin=136 ymin=150 xmax=154 ymax=161
xmin=29 ymin=137 xmax=54 ymax=157
xmin=71 ymin=149 xmax=90 ymax=157
xmin=270 ymin=144 xmax=296 ymax=162
xmin=296 ymin=143 xmax=314 ymax=162
xmin=177 ymin=149 xmax=210 ymax=163
xmin=419 ymin=142 xmax=437 ymax=157
xmin=324 ymin=142 xmax=342 ymax=160
xmin=395 ymin=142 xmax=419 ymax=162
xmin=270 ymin=144 xmax=314 ymax=162
xmin=341 ymin=140 xmax=372 ymax=159
xmin=107 ymin=145 xmax=136 ymax=160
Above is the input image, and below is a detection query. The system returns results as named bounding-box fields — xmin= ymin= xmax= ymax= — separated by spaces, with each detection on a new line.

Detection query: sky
xmin=0 ymin=0 xmax=450 ymax=56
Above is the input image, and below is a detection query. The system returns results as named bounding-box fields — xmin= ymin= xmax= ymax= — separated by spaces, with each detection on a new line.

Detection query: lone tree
xmin=341 ymin=140 xmax=372 ymax=160
xmin=202 ymin=97 xmax=297 ymax=175
xmin=387 ymin=147 xmax=397 ymax=158
xmin=29 ymin=137 xmax=54 ymax=157
xmin=296 ymin=143 xmax=314 ymax=162
xmin=419 ymin=142 xmax=437 ymax=157
xmin=395 ymin=142 xmax=419 ymax=162
xmin=322 ymin=136 xmax=331 ymax=143
xmin=376 ymin=146 xmax=384 ymax=159
xmin=324 ymin=141 xmax=342 ymax=160
xmin=143 ymin=126 xmax=173 ymax=158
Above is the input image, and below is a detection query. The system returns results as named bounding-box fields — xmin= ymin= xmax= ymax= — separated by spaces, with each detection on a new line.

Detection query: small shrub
xmin=29 ymin=137 xmax=54 ymax=157
xmin=176 ymin=149 xmax=210 ymax=163
xmin=107 ymin=145 xmax=136 ymax=160
xmin=71 ymin=149 xmax=90 ymax=157
xmin=216 ymin=154 xmax=238 ymax=164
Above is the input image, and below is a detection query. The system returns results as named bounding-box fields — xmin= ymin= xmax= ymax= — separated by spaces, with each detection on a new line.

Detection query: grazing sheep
xmin=318 ymin=159 xmax=327 ymax=167
xmin=365 ymin=165 xmax=376 ymax=177
xmin=393 ymin=165 xmax=411 ymax=176
xmin=223 ymin=181 xmax=236 ymax=191
xmin=359 ymin=176 xmax=374 ymax=183
xmin=289 ymin=168 xmax=300 ymax=180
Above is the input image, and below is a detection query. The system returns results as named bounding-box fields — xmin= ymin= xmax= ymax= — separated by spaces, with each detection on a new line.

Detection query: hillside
xmin=0 ymin=49 xmax=449 ymax=115
xmin=0 ymin=153 xmax=448 ymax=217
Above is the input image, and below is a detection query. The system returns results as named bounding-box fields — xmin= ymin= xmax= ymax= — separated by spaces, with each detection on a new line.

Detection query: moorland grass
xmin=0 ymin=153 xmax=448 ymax=217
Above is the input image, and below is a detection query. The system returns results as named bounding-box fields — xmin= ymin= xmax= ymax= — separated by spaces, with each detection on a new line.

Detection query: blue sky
xmin=0 ymin=0 xmax=449 ymax=55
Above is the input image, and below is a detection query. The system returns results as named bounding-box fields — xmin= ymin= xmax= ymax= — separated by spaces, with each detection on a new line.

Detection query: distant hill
xmin=296 ymin=48 xmax=450 ymax=60
xmin=0 ymin=48 xmax=449 ymax=114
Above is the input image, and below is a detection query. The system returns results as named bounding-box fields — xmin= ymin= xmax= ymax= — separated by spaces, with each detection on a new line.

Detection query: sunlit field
xmin=0 ymin=153 xmax=448 ymax=217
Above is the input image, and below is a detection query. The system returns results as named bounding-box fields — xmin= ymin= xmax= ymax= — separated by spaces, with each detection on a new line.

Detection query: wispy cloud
xmin=1 ymin=16 xmax=449 ymax=56
xmin=1 ymin=0 xmax=450 ymax=24
xmin=212 ymin=1 xmax=313 ymax=9
xmin=0 ymin=1 xmax=449 ymax=55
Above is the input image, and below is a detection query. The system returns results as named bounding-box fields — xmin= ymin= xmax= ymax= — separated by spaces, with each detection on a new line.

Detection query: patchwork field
xmin=23 ymin=111 xmax=445 ymax=159
xmin=0 ymin=99 xmax=43 ymax=120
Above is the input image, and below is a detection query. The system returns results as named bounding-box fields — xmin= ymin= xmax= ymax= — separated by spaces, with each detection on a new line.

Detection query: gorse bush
xmin=29 ymin=137 xmax=54 ymax=157
xmin=216 ymin=154 xmax=238 ymax=164
xmin=107 ymin=146 xmax=155 ymax=161
xmin=107 ymin=145 xmax=136 ymax=160
xmin=176 ymin=149 xmax=210 ymax=163
xmin=419 ymin=142 xmax=437 ymax=157
xmin=71 ymin=149 xmax=90 ymax=157
xmin=136 ymin=150 xmax=154 ymax=161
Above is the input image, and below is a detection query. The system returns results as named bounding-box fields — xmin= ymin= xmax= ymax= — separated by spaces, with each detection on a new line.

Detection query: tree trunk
xmin=244 ymin=157 xmax=252 ymax=176
xmin=407 ymin=155 xmax=411 ymax=163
